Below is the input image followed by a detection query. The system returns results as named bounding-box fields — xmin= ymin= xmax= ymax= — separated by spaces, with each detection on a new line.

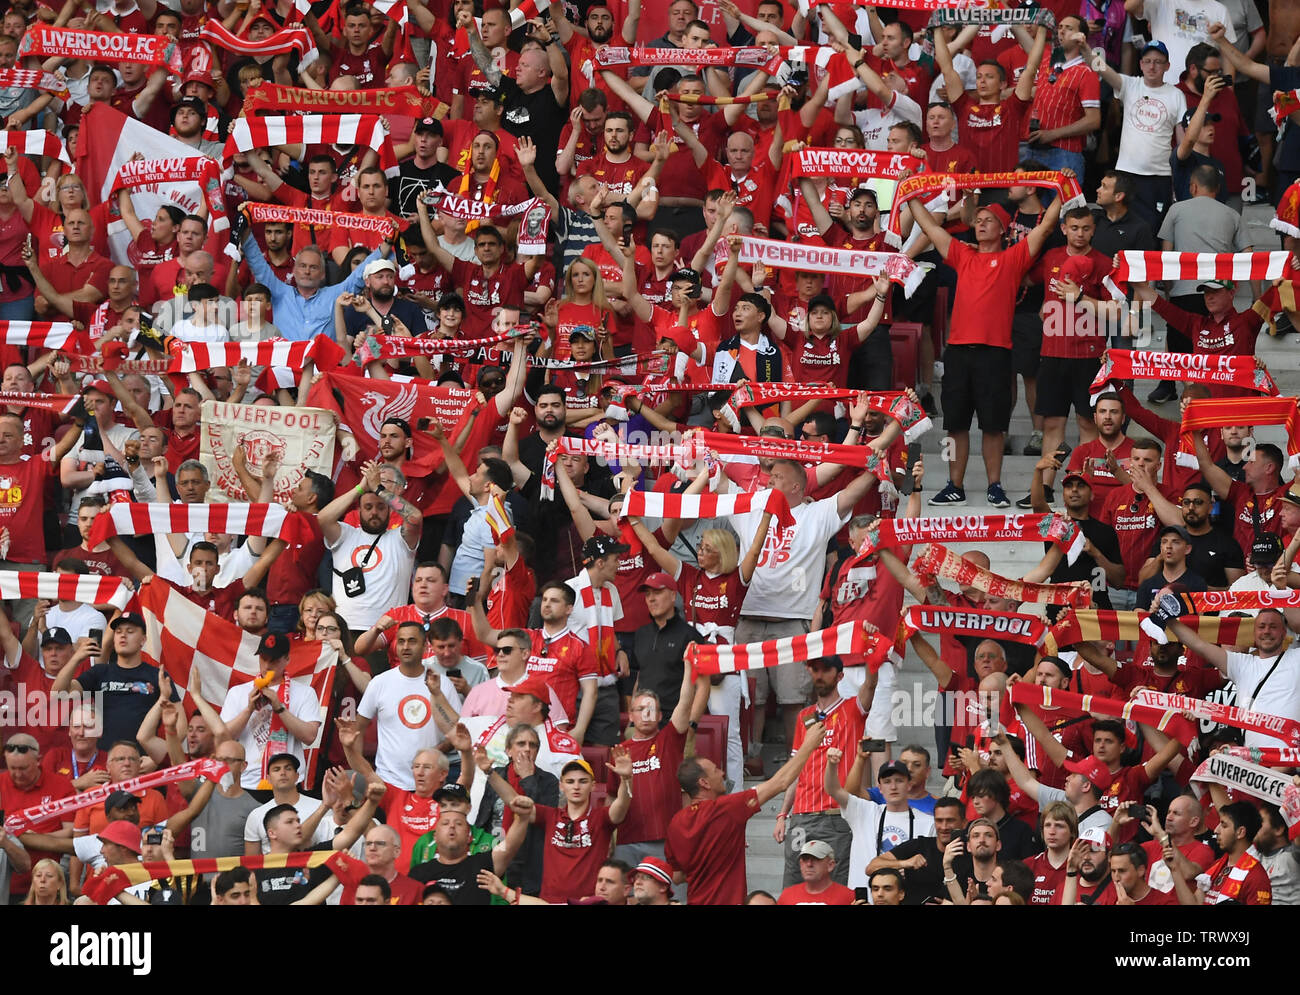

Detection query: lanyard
xmin=72 ymin=751 xmax=98 ymax=780
xmin=877 ymin=806 xmax=915 ymax=853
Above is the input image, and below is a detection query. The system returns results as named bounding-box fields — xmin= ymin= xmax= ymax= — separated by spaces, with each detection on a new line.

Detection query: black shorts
xmin=1035 ymin=356 xmax=1101 ymax=419
xmin=941 ymin=344 xmax=1014 ymax=434
xmin=1011 ymin=310 xmax=1042 ymax=377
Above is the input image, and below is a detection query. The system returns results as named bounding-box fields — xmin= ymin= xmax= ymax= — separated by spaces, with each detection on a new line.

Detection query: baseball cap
xmin=1196 ymin=279 xmax=1235 ymax=293
xmin=40 ymin=627 xmax=73 ymax=647
xmin=104 ymin=790 xmax=139 ymax=813
xmin=363 ymin=257 xmax=398 ymax=279
xmin=806 ymin=293 xmax=838 ymax=316
xmin=1079 ymin=825 xmax=1112 ymax=850
xmin=1280 ymin=484 xmax=1300 ymax=508
xmin=83 ymin=378 xmax=113 ymax=397
xmin=1139 ymin=40 xmax=1170 ymax=60
xmin=798 ymin=839 xmax=834 ymax=859
xmin=877 ymin=760 xmax=910 ymax=783
xmin=639 ymin=571 xmax=676 ymax=592
xmin=171 ymin=95 xmax=207 ymax=121
xmin=476 ymin=87 xmax=506 ymax=105
xmin=848 ymin=186 xmax=878 ymax=204
xmin=433 ymin=783 xmax=470 ymax=805
xmin=1063 ymin=755 xmax=1110 ymax=793
xmin=568 ymin=324 xmax=598 ymax=341
xmin=1157 ymin=524 xmax=1192 ymax=543
xmin=1179 ymin=107 xmax=1221 ymax=128
xmin=504 ymin=675 xmax=551 ymax=702
xmin=110 ymin=612 xmax=146 ymax=631
xmin=257 ymin=631 xmax=290 ymax=660
xmin=1252 ymin=533 xmax=1284 ymax=566
xmin=1060 ymin=471 xmax=1091 ymax=489
xmin=978 ymin=202 xmax=1011 ymax=232
xmin=266 ymin=752 xmax=300 ymax=771
xmin=561 ymin=758 xmax=595 ymax=779
xmin=582 ymin=534 xmax=630 ymax=562
xmin=413 ymin=116 xmax=443 ymax=136
xmin=98 ymin=820 xmax=142 ymax=854
xmin=635 ymin=856 xmax=675 ymax=886
xmin=806 ymin=655 xmax=843 ymax=671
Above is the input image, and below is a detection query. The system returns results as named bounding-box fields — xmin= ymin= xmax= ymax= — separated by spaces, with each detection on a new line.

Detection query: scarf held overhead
xmin=244 ymin=201 xmax=395 ymax=236
xmin=87 ymin=501 xmax=319 ymax=547
xmin=224 ymin=115 xmax=398 ymax=177
xmin=198 ymin=20 xmax=320 ymax=68
xmin=793 ymin=148 xmax=924 ymax=181
xmin=856 ymin=513 xmax=1084 ymax=564
xmin=1134 ymin=689 xmax=1300 ymax=746
xmin=17 ymin=24 xmax=184 ymax=73
xmin=620 ymin=487 xmax=795 ymax=530
xmin=685 ymin=620 xmax=899 ymax=674
xmin=0 ymin=570 xmax=132 ymax=609
xmin=1191 ymin=754 xmax=1300 ymax=838
xmin=1042 ymin=609 xmax=1255 ymax=655
xmin=1177 ymin=396 xmax=1300 ymax=470
xmin=242 ymin=82 xmax=447 ymax=118
xmin=900 ymin=604 xmax=1047 ymax=647
xmin=733 ymin=235 xmax=927 ymax=298
xmin=0 ymin=390 xmax=80 ymax=414
xmin=1008 ymin=683 xmax=1191 ymax=742
xmin=911 ymin=543 xmax=1092 ymax=607
xmin=1089 ymin=349 xmax=1279 ymax=402
xmin=885 ymin=170 xmax=1084 ymax=247
xmin=0 ymin=320 xmax=88 ymax=352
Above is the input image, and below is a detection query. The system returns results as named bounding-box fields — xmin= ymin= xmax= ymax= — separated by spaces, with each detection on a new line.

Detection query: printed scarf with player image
xmin=910 ymin=542 xmax=1093 ymax=607
xmin=885 ymin=170 xmax=1084 ymax=247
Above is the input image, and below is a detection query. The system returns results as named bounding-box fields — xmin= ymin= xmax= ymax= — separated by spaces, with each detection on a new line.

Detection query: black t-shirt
xmin=342 ymin=296 xmax=429 ymax=340
xmin=78 ymin=659 xmax=178 ymax=749
xmin=391 ymin=160 xmax=458 ymax=218
xmin=1091 ymin=207 xmax=1156 ymax=260
xmin=1181 ymin=527 xmax=1245 ymax=588
xmin=1135 ymin=568 xmax=1208 ymax=616
xmin=255 ymin=842 xmax=334 ymax=905
xmin=1047 ymin=516 xmax=1122 ymax=618
xmin=883 ymin=835 xmax=946 ymax=905
xmin=996 ymin=811 xmax=1037 ymax=860
xmin=409 ymin=851 xmax=494 ymax=905
xmin=502 ymin=79 xmax=564 ymax=193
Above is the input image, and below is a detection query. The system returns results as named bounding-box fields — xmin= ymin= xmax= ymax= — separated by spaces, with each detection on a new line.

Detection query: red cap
xmin=635 ymin=856 xmax=675 ymax=887
xmin=1058 ymin=254 xmax=1094 ymax=286
xmin=639 ymin=571 xmax=677 ymax=592
xmin=978 ymin=203 xmax=1011 ymax=232
xmin=84 ymin=379 xmax=112 ymax=396
xmin=504 ymin=676 xmax=551 ymax=702
xmin=1063 ymin=755 xmax=1110 ymax=794
xmin=98 ymin=819 xmax=142 ymax=854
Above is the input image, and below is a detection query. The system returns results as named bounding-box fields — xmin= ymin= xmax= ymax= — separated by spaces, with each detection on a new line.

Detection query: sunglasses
xmin=495 ymin=645 xmax=521 ymax=654
xmin=4 ymin=743 xmax=34 ymax=753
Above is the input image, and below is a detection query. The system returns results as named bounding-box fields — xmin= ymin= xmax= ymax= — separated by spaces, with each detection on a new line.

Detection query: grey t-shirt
xmin=192 ymin=789 xmax=261 ymax=859
xmin=1157 ymin=198 xmax=1252 ymax=297
xmin=1037 ymin=785 xmax=1112 ymax=835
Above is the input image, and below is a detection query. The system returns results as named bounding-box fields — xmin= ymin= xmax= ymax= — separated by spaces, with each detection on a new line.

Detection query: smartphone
xmin=951 ymin=828 xmax=966 ymax=845
xmin=417 ymin=416 xmax=433 ymax=431
xmin=446 ymin=668 xmax=462 ymax=679
xmin=949 ymin=743 xmax=962 ymax=758
xmin=145 ymin=831 xmax=163 ymax=846
xmin=860 ymin=738 xmax=887 ymax=753
xmin=1127 ymin=803 xmax=1148 ymax=821
xmin=1053 ymin=445 xmax=1069 ymax=462
xmin=89 ymin=628 xmax=103 ymax=647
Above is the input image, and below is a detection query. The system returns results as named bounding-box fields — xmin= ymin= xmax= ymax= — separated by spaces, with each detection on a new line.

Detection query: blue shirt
xmin=243 ymin=237 xmax=380 ymax=340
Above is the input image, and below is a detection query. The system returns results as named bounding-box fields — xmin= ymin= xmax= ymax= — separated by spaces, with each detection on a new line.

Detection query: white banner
xmin=199 ymin=400 xmax=337 ymax=503
xmin=732 ymin=235 xmax=928 ymax=298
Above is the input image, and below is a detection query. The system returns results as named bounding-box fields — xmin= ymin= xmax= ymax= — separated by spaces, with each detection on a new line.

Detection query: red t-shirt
xmin=526 ymin=627 xmax=598 ymax=722
xmin=1152 ymin=298 xmax=1265 ymax=391
xmin=1142 ymin=837 xmax=1215 ymax=887
xmin=1066 ymin=437 xmax=1136 ymax=519
xmin=2 ymin=653 xmax=77 ymax=753
xmin=330 ymin=42 xmax=388 ymax=88
xmin=1093 ymin=882 xmax=1179 ymax=905
xmin=665 ymin=787 xmax=761 ymax=906
xmin=0 ymin=768 xmax=75 ymax=894
xmin=52 ymin=543 xmax=126 ymax=578
xmin=379 ymin=604 xmax=491 ymax=665
xmin=341 ymin=871 xmax=424 ymax=904
xmin=703 ymin=158 xmax=779 ymax=233
xmin=266 ymin=515 xmax=325 ymax=607
xmin=945 ymin=238 xmax=1034 ymax=350
xmin=449 ymin=259 xmax=526 ymax=338
xmin=1038 ymin=246 xmax=1114 ymax=360
xmin=790 ymin=696 xmax=868 ymax=814
xmin=821 ymin=559 xmax=905 ymax=666
xmin=535 ymin=800 xmax=616 ymax=904
xmin=487 ymin=554 xmax=535 ymax=631
xmin=1100 ymin=483 xmax=1164 ymax=589
xmin=676 ymin=564 xmax=746 ymax=642
xmin=608 ymin=721 xmax=687 ymax=845
xmin=1031 ymin=60 xmax=1101 ymax=153
xmin=777 ymin=880 xmax=857 ymax=905
xmin=577 ymin=151 xmax=650 ymax=196
xmin=1025 ymin=850 xmax=1070 ymax=905
xmin=381 ymin=786 xmax=441 ymax=861
xmin=922 ymin=142 xmax=979 ymax=175
xmin=950 ymin=91 xmax=1031 ymax=172
xmin=1225 ymin=479 xmax=1289 ymax=556
xmin=1204 ymin=853 xmax=1272 ymax=905
xmin=784 ymin=328 xmax=858 ymax=388
xmin=0 ymin=456 xmax=54 ymax=563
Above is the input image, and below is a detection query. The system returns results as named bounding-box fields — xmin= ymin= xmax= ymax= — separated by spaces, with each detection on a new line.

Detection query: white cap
xmin=363 ymin=258 xmax=397 ymax=279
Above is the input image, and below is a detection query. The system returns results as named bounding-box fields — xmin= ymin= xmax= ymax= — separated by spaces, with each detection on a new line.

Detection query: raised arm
xmin=992 ymin=728 xmax=1043 ymax=802
xmin=1015 ymin=25 xmax=1048 ymax=102
xmin=1166 ymin=618 xmax=1229 ymax=674
xmin=822 ymin=747 xmax=852 ymax=808
xmin=755 ymin=719 xmax=826 ymax=806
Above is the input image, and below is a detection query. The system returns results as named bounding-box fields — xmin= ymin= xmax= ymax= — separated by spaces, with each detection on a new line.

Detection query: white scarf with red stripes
xmin=198 ymin=19 xmax=320 ymax=67
xmin=685 ymin=620 xmax=899 ymax=674
xmin=570 ymin=570 xmax=618 ymax=677
xmin=0 ymin=570 xmax=133 ymax=609
xmin=620 ymin=487 xmax=795 ymax=530
xmin=1105 ymin=250 xmax=1291 ymax=299
xmin=87 ymin=502 xmax=319 ymax=546
xmin=224 ymin=115 xmax=399 ymax=177
xmin=0 ymin=69 xmax=69 ymax=99
xmin=0 ymin=320 xmax=88 ymax=352
xmin=164 ymin=335 xmax=346 ymax=374
xmin=1 ymin=129 xmax=71 ymax=164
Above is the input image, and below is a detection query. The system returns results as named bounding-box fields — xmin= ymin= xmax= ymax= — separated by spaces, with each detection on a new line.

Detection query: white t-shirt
xmin=356 ymin=667 xmax=462 ymax=790
xmin=842 ymin=794 xmax=935 ymax=891
xmin=219 ymin=679 xmax=323 ymax=788
xmin=1115 ymin=74 xmax=1187 ymax=176
xmin=326 ymin=521 xmax=418 ymax=630
xmin=169 ymin=317 xmax=230 ymax=343
xmin=1141 ymin=0 xmax=1236 ymax=84
xmin=45 ymin=603 xmax=107 ymax=642
xmin=1226 ymin=572 xmax=1274 ymax=615
xmin=244 ymin=792 xmax=334 ymax=854
xmin=853 ymin=89 xmax=922 ymax=151
xmin=1224 ymin=648 xmax=1300 ymax=749
xmin=733 ymin=493 xmax=848 ymax=620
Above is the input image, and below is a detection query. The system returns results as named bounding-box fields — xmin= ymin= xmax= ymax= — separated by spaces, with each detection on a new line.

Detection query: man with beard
xmin=798 ymin=183 xmax=886 ymax=252
xmin=339 ymin=258 xmax=428 ymax=349
xmin=1133 ymin=480 xmax=1244 ymax=590
xmin=319 ymin=459 xmax=423 ymax=638
xmin=578 ymin=113 xmax=650 ymax=200
xmin=425 ymin=223 xmax=527 ymax=339
xmin=551 ymin=1 xmax=637 ymax=112
xmin=866 ymin=797 xmax=966 ymax=904
xmin=329 ymin=167 xmax=406 ymax=266
xmin=236 ymin=222 xmax=293 ymax=289
xmin=1030 ymin=459 xmax=1124 ymax=610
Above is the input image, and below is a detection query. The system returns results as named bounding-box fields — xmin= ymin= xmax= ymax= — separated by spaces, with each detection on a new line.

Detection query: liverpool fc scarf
xmin=0 ymin=570 xmax=132 ymax=609
xmin=243 ymin=81 xmax=449 ymax=119
xmin=1215 ymin=744 xmax=1300 ymax=768
xmin=911 ymin=543 xmax=1092 ymax=607
xmin=793 ymin=148 xmax=924 ymax=181
xmin=620 ymin=487 xmax=795 ymax=530
xmin=1135 ymin=688 xmax=1300 ymax=746
xmin=0 ymin=129 xmax=70 ymax=164
xmin=854 ymin=512 xmax=1084 ymax=564
xmin=3 ymin=757 xmax=228 ymax=836
xmin=1177 ymin=396 xmax=1300 ymax=470
xmin=733 ymin=234 xmax=927 ymax=297
xmin=686 ymin=620 xmax=899 ymax=674
xmin=0 ymin=390 xmax=80 ymax=414
xmin=0 ymin=68 xmax=70 ymax=99
xmin=1192 ymin=753 xmax=1300 ymax=838
xmin=1089 ymin=348 xmax=1279 ymax=403
xmin=17 ymin=24 xmax=184 ymax=73
xmin=925 ymin=4 xmax=1057 ymax=30
xmin=88 ymin=501 xmax=319 ymax=547
xmin=198 ymin=19 xmax=320 ymax=67
xmin=885 ymin=170 xmax=1084 ymax=247
xmin=900 ymin=604 xmax=1048 ymax=647
xmin=224 ymin=115 xmax=399 ymax=177
xmin=1008 ymin=683 xmax=1190 ymax=740
xmin=696 ymin=429 xmax=884 ymax=470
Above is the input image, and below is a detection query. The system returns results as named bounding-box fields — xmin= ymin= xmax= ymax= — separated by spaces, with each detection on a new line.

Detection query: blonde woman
xmin=22 ymin=859 xmax=69 ymax=906
xmin=545 ymin=257 xmax=611 ymax=361
xmin=295 ymin=589 xmax=337 ymax=642
xmin=627 ymin=508 xmax=775 ymax=791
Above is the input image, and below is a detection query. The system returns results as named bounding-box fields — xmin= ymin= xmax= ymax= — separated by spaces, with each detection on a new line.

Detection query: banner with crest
xmin=199 ymin=400 xmax=337 ymax=503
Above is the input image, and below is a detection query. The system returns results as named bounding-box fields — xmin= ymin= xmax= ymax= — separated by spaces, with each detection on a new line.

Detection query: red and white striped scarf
xmin=572 ymin=571 xmax=618 ymax=676
xmin=16 ymin=24 xmax=184 ymax=73
xmin=685 ymin=620 xmax=899 ymax=675
xmin=852 ymin=512 xmax=1084 ymax=568
xmin=3 ymin=757 xmax=228 ymax=836
xmin=0 ymin=129 xmax=71 ymax=164
xmin=245 ymin=201 xmax=395 ymax=237
xmin=198 ymin=17 xmax=320 ymax=66
xmin=1089 ymin=348 xmax=1279 ymax=402
xmin=1136 ymin=689 xmax=1300 ymax=747
xmin=886 ymin=170 xmax=1084 ymax=247
xmin=165 ymin=335 xmax=346 ymax=373
xmin=224 ymin=115 xmax=398 ymax=177
xmin=912 ymin=543 xmax=1092 ymax=607
xmin=1178 ymin=396 xmax=1300 ymax=470
xmin=1105 ymin=250 xmax=1292 ymax=299
xmin=0 ymin=390 xmax=80 ymax=414
xmin=88 ymin=501 xmax=319 ymax=546
xmin=0 ymin=320 xmax=88 ymax=352
xmin=353 ymin=329 xmax=521 ymax=365
xmin=1215 ymin=745 xmax=1300 ymax=768
xmin=621 ymin=487 xmax=795 ymax=530
xmin=0 ymin=68 xmax=70 ymax=99
xmin=0 ymin=570 xmax=133 ymax=609
xmin=508 ymin=0 xmax=541 ymax=28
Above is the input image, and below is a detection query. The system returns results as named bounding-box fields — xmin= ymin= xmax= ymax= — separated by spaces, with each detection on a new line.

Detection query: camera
xmin=145 ymin=831 xmax=163 ymax=846
xmin=417 ymin=416 xmax=433 ymax=431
